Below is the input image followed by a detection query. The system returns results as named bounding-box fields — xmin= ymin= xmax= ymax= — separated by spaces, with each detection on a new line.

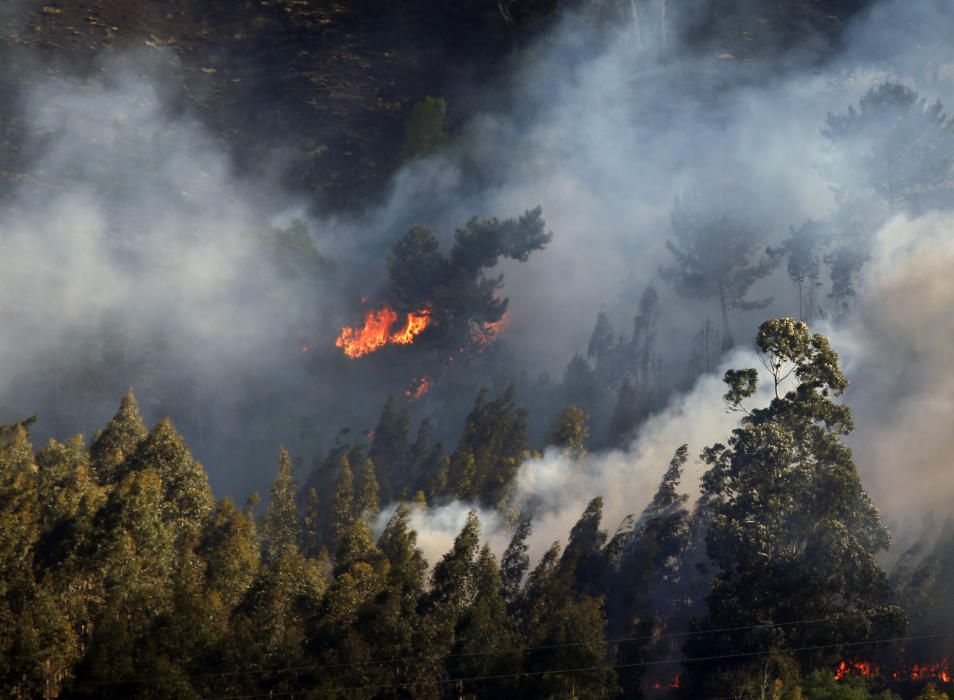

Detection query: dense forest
xmin=3 ymin=319 xmax=954 ymax=698
xmin=2 ymin=0 xmax=954 ymax=698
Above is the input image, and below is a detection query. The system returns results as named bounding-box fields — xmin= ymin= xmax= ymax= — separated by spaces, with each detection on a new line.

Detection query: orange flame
xmin=650 ymin=673 xmax=681 ymax=690
xmin=336 ymin=305 xmax=431 ymax=358
xmin=473 ymin=314 xmax=509 ymax=350
xmin=905 ymin=661 xmax=951 ymax=683
xmin=392 ymin=309 xmax=431 ymax=345
xmin=406 ymin=376 xmax=432 ymax=400
xmin=835 ymin=658 xmax=952 ymax=683
xmin=835 ymin=660 xmax=877 ymax=680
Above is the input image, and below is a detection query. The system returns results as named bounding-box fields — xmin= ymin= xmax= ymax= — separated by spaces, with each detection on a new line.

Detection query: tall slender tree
xmin=687 ymin=319 xmax=906 ymax=694
xmin=661 ymin=188 xmax=779 ymax=350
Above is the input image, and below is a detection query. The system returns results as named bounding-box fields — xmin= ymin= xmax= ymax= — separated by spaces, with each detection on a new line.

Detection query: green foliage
xmin=500 ymin=517 xmax=532 ymax=607
xmin=401 ymin=96 xmax=450 ymax=159
xmin=263 ymin=447 xmax=300 ymax=560
xmin=690 ymin=319 xmax=905 ymax=694
xmin=128 ymin=418 xmax=214 ymax=543
xmin=353 ymin=447 xmax=381 ymax=520
xmin=387 ymin=208 xmax=551 ymax=351
xmin=915 ymin=683 xmax=951 ymax=700
xmin=799 ymin=670 xmax=901 ymax=699
xmin=446 ymin=386 xmax=531 ymax=506
xmin=89 ymin=389 xmax=147 ymax=485
xmin=0 ymin=358 xmax=934 ymax=700
xmin=200 ymin=498 xmax=260 ymax=609
xmin=330 ymin=457 xmax=355 ymax=551
xmin=547 ymin=404 xmax=590 ymax=458
xmin=369 ymin=394 xmax=409 ymax=501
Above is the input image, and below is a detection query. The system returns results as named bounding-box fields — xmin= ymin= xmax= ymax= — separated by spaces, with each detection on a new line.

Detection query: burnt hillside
xmin=0 ymin=0 xmax=875 ymax=210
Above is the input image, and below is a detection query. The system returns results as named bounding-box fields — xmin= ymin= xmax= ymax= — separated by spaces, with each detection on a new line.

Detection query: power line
xmin=66 ymin=602 xmax=944 ymax=689
xmin=209 ymin=631 xmax=954 ymax=699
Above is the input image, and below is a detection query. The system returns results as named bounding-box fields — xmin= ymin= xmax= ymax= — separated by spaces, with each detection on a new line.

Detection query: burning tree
xmin=334 ymin=206 xmax=549 ymax=391
xmin=686 ymin=319 xmax=906 ymax=696
xmin=385 ymin=207 xmax=550 ymax=353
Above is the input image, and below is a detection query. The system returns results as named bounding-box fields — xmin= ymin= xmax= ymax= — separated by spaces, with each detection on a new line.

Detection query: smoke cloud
xmin=0 ymin=0 xmax=953 ymax=547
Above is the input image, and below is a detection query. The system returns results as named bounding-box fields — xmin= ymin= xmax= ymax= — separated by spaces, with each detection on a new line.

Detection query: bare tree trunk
xmin=797 ymin=279 xmax=803 ymax=321
xmin=661 ymin=0 xmax=669 ymax=49
xmin=628 ymin=0 xmax=644 ymax=49
xmin=719 ymin=286 xmax=733 ymax=352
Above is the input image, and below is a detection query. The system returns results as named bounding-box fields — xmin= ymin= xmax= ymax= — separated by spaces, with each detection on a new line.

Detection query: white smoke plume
xmin=836 ymin=212 xmax=954 ymax=532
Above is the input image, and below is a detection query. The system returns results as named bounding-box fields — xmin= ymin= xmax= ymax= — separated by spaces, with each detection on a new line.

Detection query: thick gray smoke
xmin=1 ymin=0 xmax=953 ymax=543
xmin=0 ymin=53 xmax=328 ymax=497
xmin=364 ymin=1 xmax=954 ymax=554
xmin=836 ymin=212 xmax=954 ymax=529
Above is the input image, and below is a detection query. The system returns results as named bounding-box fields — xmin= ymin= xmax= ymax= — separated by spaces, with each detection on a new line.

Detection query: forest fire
xmin=834 ymin=659 xmax=952 ymax=684
xmin=835 ymin=660 xmax=877 ymax=680
xmin=474 ymin=314 xmax=508 ymax=347
xmin=650 ymin=673 xmax=681 ymax=689
xmin=904 ymin=661 xmax=951 ymax=683
xmin=335 ymin=305 xmax=431 ymax=358
xmin=406 ymin=375 xmax=432 ymax=400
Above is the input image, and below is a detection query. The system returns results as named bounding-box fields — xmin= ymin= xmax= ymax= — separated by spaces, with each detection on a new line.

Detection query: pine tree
xmin=369 ymin=395 xmax=409 ymax=501
xmin=301 ymin=487 xmax=322 ymax=558
xmin=500 ymin=517 xmax=532 ymax=608
xmin=0 ymin=427 xmax=43 ymax=695
xmin=447 ymin=387 xmax=531 ymax=506
xmin=35 ymin=435 xmax=105 ymax=569
xmin=519 ymin=536 xmax=618 ymax=698
xmin=200 ymin=498 xmax=260 ymax=610
xmin=263 ymin=448 xmax=300 ymax=561
xmin=588 ymin=309 xmax=620 ymax=383
xmin=429 ymin=511 xmax=482 ymax=619
xmin=629 ymin=284 xmax=660 ymax=387
xmin=559 ymin=497 xmax=609 ymax=596
xmin=353 ymin=448 xmax=381 ymax=520
xmin=387 ymin=208 xmax=550 ymax=351
xmin=607 ymin=378 xmax=641 ymax=448
xmin=127 ymin=419 xmax=214 ymax=543
xmin=407 ymin=418 xmax=441 ymax=494
xmin=330 ymin=459 xmax=355 ymax=552
xmin=449 ymin=545 xmax=520 ymax=696
xmin=89 ymin=389 xmax=147 ymax=486
xmin=547 ymin=405 xmax=589 ymax=458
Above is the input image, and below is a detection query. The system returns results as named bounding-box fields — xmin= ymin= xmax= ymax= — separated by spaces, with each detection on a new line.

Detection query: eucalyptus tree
xmin=688 ymin=319 xmax=905 ymax=694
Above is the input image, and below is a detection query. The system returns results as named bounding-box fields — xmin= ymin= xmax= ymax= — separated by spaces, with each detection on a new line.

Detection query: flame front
xmin=835 ymin=660 xmax=877 ymax=680
xmin=834 ymin=658 xmax=952 ymax=684
xmin=392 ymin=309 xmax=431 ymax=345
xmin=336 ymin=305 xmax=430 ymax=358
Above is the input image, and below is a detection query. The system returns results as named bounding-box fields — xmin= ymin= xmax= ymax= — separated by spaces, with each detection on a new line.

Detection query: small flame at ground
xmin=835 ymin=660 xmax=877 ymax=680
xmin=835 ymin=658 xmax=952 ymax=684
xmin=650 ymin=673 xmax=681 ymax=690
xmin=406 ymin=376 xmax=432 ymax=400
xmin=336 ymin=305 xmax=431 ymax=358
xmin=474 ymin=315 xmax=509 ymax=347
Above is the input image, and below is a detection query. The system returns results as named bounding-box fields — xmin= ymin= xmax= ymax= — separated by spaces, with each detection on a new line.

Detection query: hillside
xmin=0 ymin=0 xmax=875 ymax=211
